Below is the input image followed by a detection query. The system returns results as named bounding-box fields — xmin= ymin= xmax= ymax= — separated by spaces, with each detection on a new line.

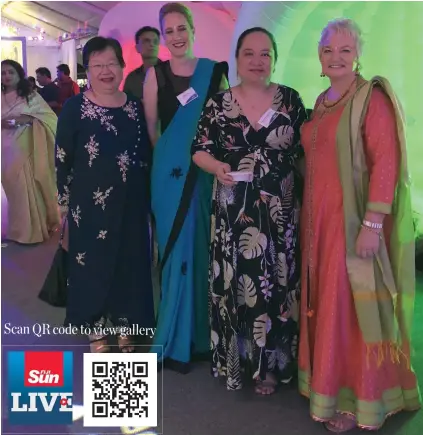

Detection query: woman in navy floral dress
xmin=56 ymin=37 xmax=154 ymax=353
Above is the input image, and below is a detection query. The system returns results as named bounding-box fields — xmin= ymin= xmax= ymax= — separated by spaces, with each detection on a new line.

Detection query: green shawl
xmin=336 ymin=76 xmax=415 ymax=364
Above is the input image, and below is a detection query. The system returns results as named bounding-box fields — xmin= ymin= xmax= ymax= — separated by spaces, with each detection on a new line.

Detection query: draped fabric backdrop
xmin=60 ymin=39 xmax=77 ymax=80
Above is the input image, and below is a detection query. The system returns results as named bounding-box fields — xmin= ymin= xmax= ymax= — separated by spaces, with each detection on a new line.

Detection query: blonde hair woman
xmin=144 ymin=2 xmax=228 ymax=373
xmin=298 ymin=19 xmax=421 ymax=432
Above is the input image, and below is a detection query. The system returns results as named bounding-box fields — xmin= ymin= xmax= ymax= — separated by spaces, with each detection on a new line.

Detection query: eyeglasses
xmin=87 ymin=62 xmax=121 ymax=72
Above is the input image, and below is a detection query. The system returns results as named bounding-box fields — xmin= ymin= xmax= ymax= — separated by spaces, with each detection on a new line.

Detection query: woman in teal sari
xmin=143 ymin=2 xmax=228 ymax=373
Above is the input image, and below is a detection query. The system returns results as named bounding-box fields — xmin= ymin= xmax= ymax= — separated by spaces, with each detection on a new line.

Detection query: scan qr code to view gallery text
xmin=83 ymin=353 xmax=158 ymax=427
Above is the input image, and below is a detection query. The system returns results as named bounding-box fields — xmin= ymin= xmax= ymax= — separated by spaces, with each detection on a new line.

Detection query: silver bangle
xmin=363 ymin=220 xmax=383 ymax=230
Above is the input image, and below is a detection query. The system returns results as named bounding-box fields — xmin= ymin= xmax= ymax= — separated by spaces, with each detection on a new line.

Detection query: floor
xmin=1 ymin=234 xmax=422 ymax=435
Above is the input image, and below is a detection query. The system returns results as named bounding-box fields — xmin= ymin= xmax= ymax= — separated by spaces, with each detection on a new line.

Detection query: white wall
xmin=26 ymin=46 xmax=61 ymax=78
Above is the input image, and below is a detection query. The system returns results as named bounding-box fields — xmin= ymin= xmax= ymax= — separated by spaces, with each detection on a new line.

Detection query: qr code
xmin=83 ymin=352 xmax=158 ymax=427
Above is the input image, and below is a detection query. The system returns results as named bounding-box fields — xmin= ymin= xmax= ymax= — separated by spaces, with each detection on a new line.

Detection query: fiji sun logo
xmin=8 ymin=351 xmax=73 ymax=425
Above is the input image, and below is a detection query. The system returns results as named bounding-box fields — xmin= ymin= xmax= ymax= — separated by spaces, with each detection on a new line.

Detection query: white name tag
xmin=177 ymin=87 xmax=198 ymax=106
xmin=258 ymin=109 xmax=279 ymax=128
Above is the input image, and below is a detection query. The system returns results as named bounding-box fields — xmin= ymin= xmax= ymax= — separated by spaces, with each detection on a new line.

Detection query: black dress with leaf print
xmin=191 ymin=86 xmax=307 ymax=390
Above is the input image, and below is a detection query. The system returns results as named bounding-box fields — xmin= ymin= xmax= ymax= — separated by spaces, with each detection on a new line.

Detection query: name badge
xmin=177 ymin=87 xmax=198 ymax=106
xmin=258 ymin=109 xmax=279 ymax=128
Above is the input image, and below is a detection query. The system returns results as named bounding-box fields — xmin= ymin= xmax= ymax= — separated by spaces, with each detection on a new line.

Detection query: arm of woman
xmin=355 ymin=87 xmax=400 ymax=257
xmin=143 ymin=67 xmax=160 ymax=146
xmin=55 ymin=99 xmax=78 ymax=216
xmin=4 ymin=93 xmax=56 ymax=128
xmin=291 ymin=90 xmax=308 ymax=175
xmin=363 ymin=88 xmax=399 ymax=222
xmin=192 ymin=97 xmax=235 ymax=186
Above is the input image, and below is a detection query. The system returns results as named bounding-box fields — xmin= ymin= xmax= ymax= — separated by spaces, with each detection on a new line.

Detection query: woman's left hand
xmin=1 ymin=118 xmax=16 ymax=129
xmin=355 ymin=227 xmax=380 ymax=259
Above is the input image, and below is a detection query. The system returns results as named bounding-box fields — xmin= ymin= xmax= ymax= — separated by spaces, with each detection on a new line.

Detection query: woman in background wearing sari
xmin=143 ymin=2 xmax=228 ymax=373
xmin=298 ymin=19 xmax=421 ymax=432
xmin=1 ymin=60 xmax=60 ymax=244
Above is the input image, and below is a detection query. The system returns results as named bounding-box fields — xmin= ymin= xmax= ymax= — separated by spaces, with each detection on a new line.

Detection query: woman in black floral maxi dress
xmin=192 ymin=82 xmax=307 ymax=391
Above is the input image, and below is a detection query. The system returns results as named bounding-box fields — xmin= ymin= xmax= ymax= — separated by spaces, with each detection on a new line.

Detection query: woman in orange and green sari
xmin=1 ymin=60 xmax=60 ymax=244
xmin=299 ymin=19 xmax=421 ymax=432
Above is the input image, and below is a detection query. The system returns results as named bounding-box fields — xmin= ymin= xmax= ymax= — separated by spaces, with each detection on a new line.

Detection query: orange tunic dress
xmin=298 ymin=88 xmax=420 ymax=429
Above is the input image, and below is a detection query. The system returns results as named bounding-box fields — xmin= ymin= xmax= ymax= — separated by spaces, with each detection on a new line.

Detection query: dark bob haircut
xmin=82 ymin=37 xmax=125 ymax=69
xmin=235 ymin=27 xmax=278 ymax=63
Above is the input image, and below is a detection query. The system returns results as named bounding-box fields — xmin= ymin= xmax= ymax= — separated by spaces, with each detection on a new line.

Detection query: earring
xmin=355 ymin=60 xmax=361 ymax=76
xmin=320 ymin=72 xmax=325 ymax=77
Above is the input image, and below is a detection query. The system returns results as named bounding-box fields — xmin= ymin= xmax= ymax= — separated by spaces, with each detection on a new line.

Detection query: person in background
xmin=55 ymin=37 xmax=154 ymax=353
xmin=56 ymin=63 xmax=80 ymax=105
xmin=27 ymin=76 xmax=40 ymax=93
xmin=36 ymin=67 xmax=61 ymax=115
xmin=143 ymin=2 xmax=228 ymax=373
xmin=1 ymin=59 xmax=60 ymax=244
xmin=192 ymin=27 xmax=307 ymax=393
xmin=298 ymin=18 xmax=421 ymax=431
xmin=123 ymin=26 xmax=162 ymax=100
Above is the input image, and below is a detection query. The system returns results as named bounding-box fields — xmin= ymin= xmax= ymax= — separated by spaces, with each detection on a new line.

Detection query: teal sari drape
xmin=151 ymin=58 xmax=215 ymax=364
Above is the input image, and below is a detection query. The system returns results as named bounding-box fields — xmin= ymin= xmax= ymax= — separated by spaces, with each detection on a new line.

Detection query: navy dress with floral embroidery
xmin=56 ymin=93 xmax=154 ymax=331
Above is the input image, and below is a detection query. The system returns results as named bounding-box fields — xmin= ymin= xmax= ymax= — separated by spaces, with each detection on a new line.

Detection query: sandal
xmin=255 ymin=373 xmax=278 ymax=395
xmin=89 ymin=336 xmax=110 ymax=353
xmin=324 ymin=414 xmax=356 ymax=433
xmin=118 ymin=335 xmax=136 ymax=353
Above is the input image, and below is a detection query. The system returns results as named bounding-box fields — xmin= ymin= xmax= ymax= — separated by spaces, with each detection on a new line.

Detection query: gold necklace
xmin=322 ymin=76 xmax=358 ymax=109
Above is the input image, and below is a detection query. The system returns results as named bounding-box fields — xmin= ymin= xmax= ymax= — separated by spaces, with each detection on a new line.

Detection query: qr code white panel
xmin=83 ymin=352 xmax=158 ymax=427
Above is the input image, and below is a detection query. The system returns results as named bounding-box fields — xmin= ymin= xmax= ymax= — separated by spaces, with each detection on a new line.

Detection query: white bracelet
xmin=363 ymin=220 xmax=383 ymax=230
xmin=361 ymin=224 xmax=382 ymax=238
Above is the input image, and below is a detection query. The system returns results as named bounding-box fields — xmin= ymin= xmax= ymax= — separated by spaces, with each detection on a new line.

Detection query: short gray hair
xmin=319 ymin=18 xmax=363 ymax=57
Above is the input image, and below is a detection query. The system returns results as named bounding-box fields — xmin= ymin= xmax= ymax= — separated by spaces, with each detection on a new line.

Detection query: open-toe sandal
xmin=324 ymin=414 xmax=356 ymax=433
xmin=89 ymin=336 xmax=110 ymax=353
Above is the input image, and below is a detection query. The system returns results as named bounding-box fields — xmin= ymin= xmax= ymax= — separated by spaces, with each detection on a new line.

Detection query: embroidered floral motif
xmin=97 ymin=230 xmax=107 ymax=239
xmin=56 ymin=146 xmax=66 ymax=163
xmin=93 ymin=187 xmax=113 ymax=210
xmin=85 ymin=135 xmax=99 ymax=167
xmin=117 ymin=151 xmax=130 ymax=182
xmin=81 ymin=96 xmax=118 ymax=135
xmin=58 ymin=185 xmax=70 ymax=207
xmin=71 ymin=205 xmax=81 ymax=227
xmin=123 ymin=101 xmax=137 ymax=120
xmin=76 ymin=252 xmax=86 ymax=265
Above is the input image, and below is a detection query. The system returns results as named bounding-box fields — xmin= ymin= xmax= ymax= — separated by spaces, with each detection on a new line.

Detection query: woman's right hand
xmin=215 ymin=162 xmax=236 ymax=186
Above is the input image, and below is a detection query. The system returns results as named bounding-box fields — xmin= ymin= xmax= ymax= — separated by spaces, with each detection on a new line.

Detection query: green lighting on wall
xmin=271 ymin=1 xmax=423 ymax=237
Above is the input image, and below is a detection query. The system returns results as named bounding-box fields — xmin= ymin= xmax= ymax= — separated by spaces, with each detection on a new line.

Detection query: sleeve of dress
xmin=191 ymin=96 xmax=219 ymax=158
xmin=289 ymin=90 xmax=308 ymax=160
xmin=362 ymin=88 xmax=400 ymax=214
xmin=55 ymin=99 xmax=78 ymax=211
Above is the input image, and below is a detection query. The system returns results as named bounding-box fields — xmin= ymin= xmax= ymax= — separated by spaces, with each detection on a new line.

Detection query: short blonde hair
xmin=319 ymin=18 xmax=363 ymax=56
